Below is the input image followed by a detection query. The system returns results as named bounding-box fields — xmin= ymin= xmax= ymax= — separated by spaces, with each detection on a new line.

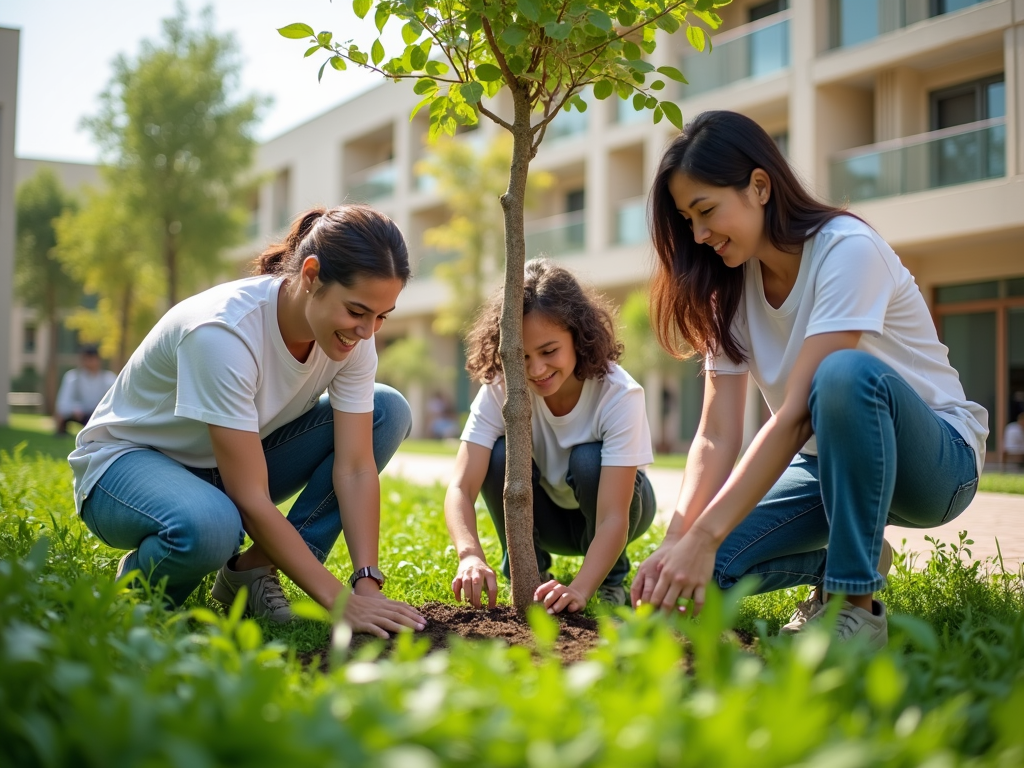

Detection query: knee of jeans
xmin=567 ymin=442 xmax=602 ymax=488
xmin=374 ymin=383 xmax=413 ymax=439
xmin=173 ymin=504 xmax=242 ymax=573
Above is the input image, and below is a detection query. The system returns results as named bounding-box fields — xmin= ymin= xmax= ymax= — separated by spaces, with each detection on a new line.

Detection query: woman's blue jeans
xmin=480 ymin=437 xmax=657 ymax=587
xmin=80 ymin=385 xmax=412 ymax=606
xmin=714 ymin=350 xmax=979 ymax=597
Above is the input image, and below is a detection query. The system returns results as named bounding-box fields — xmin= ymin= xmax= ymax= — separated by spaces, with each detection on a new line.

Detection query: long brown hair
xmin=649 ymin=111 xmax=851 ymax=364
xmin=465 ymin=258 xmax=623 ymax=383
xmin=253 ymin=204 xmax=410 ymax=289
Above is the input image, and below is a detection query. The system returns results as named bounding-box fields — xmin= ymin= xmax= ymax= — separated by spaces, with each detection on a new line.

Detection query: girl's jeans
xmin=80 ymin=385 xmax=411 ymax=605
xmin=715 ymin=350 xmax=980 ymax=597
xmin=480 ymin=436 xmax=657 ymax=587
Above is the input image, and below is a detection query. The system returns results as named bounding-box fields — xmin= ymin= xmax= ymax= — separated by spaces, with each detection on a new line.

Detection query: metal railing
xmin=615 ymin=198 xmax=647 ymax=245
xmin=830 ymin=118 xmax=1006 ymax=203
xmin=681 ymin=12 xmax=791 ymax=96
xmin=829 ymin=0 xmax=989 ymax=49
xmin=525 ymin=210 xmax=586 ymax=258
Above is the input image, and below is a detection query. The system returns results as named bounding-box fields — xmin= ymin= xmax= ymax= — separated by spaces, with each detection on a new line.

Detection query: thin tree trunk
xmin=498 ymin=88 xmax=539 ymax=614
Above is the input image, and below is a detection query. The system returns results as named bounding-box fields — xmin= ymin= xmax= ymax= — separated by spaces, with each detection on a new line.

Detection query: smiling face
xmin=306 ymin=276 xmax=403 ymax=361
xmin=668 ymin=170 xmax=770 ymax=268
xmin=522 ymin=311 xmax=582 ymax=406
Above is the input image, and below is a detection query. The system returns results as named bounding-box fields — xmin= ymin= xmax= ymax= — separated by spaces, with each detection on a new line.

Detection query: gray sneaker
xmin=833 ymin=600 xmax=888 ymax=650
xmin=596 ymin=582 xmax=627 ymax=606
xmin=211 ymin=558 xmax=294 ymax=623
xmin=780 ymin=592 xmax=824 ymax=635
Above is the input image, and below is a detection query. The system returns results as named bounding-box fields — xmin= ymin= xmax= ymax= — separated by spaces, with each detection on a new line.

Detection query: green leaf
xmin=623 ymin=40 xmax=642 ymax=60
xmin=650 ymin=79 xmax=665 ymax=91
xmin=413 ymin=78 xmax=437 ymax=95
xmin=475 ymin=63 xmax=502 ymax=82
xmin=374 ymin=5 xmax=390 ymax=33
xmin=330 ymin=56 xmax=347 ymax=71
xmin=371 ymin=39 xmax=385 ymax=66
xmin=278 ymin=23 xmax=315 ymax=40
xmin=632 ymin=92 xmax=646 ymax=110
xmin=661 ymin=100 xmax=683 ymax=130
xmin=303 ymin=45 xmax=320 ymax=58
xmin=653 ymin=104 xmax=664 ymax=124
xmin=616 ymin=7 xmax=636 ymax=26
xmin=695 ymin=0 xmax=717 ymax=12
xmin=402 ymin=20 xmax=423 ymax=45
xmin=593 ymin=79 xmax=614 ymax=100
xmin=349 ymin=46 xmax=368 ymax=66
xmin=687 ymin=25 xmax=707 ymax=53
xmin=410 ymin=94 xmax=434 ymax=121
xmin=656 ymin=65 xmax=687 ymax=83
xmin=587 ymin=9 xmax=613 ymax=32
xmin=501 ymin=26 xmax=529 ymax=46
xmin=425 ymin=60 xmax=450 ymax=76
xmin=544 ymin=21 xmax=571 ymax=40
xmin=352 ymin=0 xmax=371 ymax=19
xmin=317 ymin=31 xmax=333 ymax=47
xmin=410 ymin=44 xmax=428 ymax=70
xmin=572 ymin=95 xmax=587 ymax=112
xmin=656 ymin=13 xmax=680 ymax=33
xmin=318 ymin=60 xmax=328 ymax=83
xmin=517 ymin=0 xmax=540 ymax=22
xmin=645 ymin=95 xmax=657 ymax=109
xmin=460 ymin=81 xmax=485 ymax=104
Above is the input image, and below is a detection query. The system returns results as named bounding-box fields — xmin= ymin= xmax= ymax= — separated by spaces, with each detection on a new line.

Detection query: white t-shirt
xmin=706 ymin=215 xmax=989 ymax=475
xmin=461 ymin=363 xmax=654 ymax=509
xmin=1005 ymin=422 xmax=1024 ymax=454
xmin=56 ymin=368 xmax=117 ymax=417
xmin=69 ymin=275 xmax=378 ymax=513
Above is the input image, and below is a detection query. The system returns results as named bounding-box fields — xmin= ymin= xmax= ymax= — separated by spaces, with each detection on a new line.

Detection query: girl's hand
xmin=352 ymin=577 xmax=384 ymax=598
xmin=452 ymin=555 xmax=498 ymax=609
xmin=648 ymin=528 xmax=719 ymax=617
xmin=342 ymin=593 xmax=426 ymax=639
xmin=534 ymin=578 xmax=587 ymax=614
xmin=631 ymin=540 xmax=675 ymax=608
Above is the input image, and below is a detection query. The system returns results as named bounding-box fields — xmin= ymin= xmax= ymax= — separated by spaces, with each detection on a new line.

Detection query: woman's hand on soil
xmin=534 ymin=579 xmax=586 ymax=614
xmin=648 ymin=529 xmax=718 ymax=617
xmin=452 ymin=555 xmax=498 ymax=609
xmin=352 ymin=577 xmax=384 ymax=598
xmin=342 ymin=593 xmax=426 ymax=639
xmin=631 ymin=542 xmax=673 ymax=608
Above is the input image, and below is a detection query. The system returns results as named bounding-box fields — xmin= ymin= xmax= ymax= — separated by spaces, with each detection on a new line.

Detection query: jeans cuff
xmin=822 ymin=576 xmax=887 ymax=595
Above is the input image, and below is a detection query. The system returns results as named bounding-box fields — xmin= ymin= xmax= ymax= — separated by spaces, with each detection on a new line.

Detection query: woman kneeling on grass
xmin=631 ymin=111 xmax=988 ymax=649
xmin=70 ymin=205 xmax=426 ymax=638
xmin=446 ymin=259 xmax=657 ymax=613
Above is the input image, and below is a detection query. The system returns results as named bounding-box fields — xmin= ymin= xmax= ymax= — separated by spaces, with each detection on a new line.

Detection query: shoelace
xmin=790 ymin=597 xmax=822 ymax=625
xmin=253 ymin=570 xmax=290 ymax=613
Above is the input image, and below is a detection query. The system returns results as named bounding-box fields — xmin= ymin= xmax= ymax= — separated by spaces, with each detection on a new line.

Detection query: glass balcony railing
xmin=830 ymin=119 xmax=1005 ymax=203
xmin=681 ymin=12 xmax=790 ymax=96
xmin=525 ymin=211 xmax=586 ymax=258
xmin=615 ymin=198 xmax=647 ymax=245
xmin=544 ymin=91 xmax=590 ymax=141
xmin=616 ymin=97 xmax=648 ymax=125
xmin=830 ymin=0 xmax=988 ymax=49
xmin=347 ymin=161 xmax=396 ymax=202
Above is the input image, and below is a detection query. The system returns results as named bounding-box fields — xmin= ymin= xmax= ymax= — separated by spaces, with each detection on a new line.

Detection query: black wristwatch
xmin=349 ymin=565 xmax=386 ymax=589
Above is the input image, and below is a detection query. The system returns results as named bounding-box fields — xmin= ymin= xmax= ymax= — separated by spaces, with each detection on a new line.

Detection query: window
xmin=23 ymin=325 xmax=36 ymax=355
xmin=749 ymin=0 xmax=789 ymax=22
xmin=565 ymin=189 xmax=585 ymax=213
xmin=930 ymin=75 xmax=1004 ymax=130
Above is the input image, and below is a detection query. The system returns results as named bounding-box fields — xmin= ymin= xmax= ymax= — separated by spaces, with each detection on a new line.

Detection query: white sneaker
xmin=833 ymin=600 xmax=888 ymax=650
xmin=780 ymin=592 xmax=824 ymax=635
xmin=211 ymin=557 xmax=294 ymax=623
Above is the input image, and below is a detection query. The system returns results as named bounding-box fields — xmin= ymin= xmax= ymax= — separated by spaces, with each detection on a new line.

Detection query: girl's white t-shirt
xmin=707 ymin=215 xmax=989 ymax=475
xmin=69 ymin=275 xmax=378 ymax=513
xmin=461 ymin=363 xmax=654 ymax=509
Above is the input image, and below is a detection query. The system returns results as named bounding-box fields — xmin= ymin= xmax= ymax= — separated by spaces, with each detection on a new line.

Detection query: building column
xmin=1006 ymin=20 xmax=1023 ymax=177
xmin=586 ymin=135 xmax=608 ymax=255
xmin=0 ymin=29 xmax=20 ymax=426
xmin=788 ymin=0 xmax=820 ymax=194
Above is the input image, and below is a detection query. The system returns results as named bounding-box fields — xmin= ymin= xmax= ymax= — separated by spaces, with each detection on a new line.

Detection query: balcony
xmin=544 ymin=92 xmax=590 ymax=142
xmin=347 ymin=161 xmax=396 ymax=202
xmin=829 ymin=0 xmax=989 ymax=49
xmin=525 ymin=211 xmax=586 ymax=259
xmin=615 ymin=198 xmax=647 ymax=245
xmin=830 ymin=118 xmax=1005 ymax=203
xmin=681 ymin=12 xmax=790 ymax=96
xmin=417 ymin=247 xmax=460 ymax=277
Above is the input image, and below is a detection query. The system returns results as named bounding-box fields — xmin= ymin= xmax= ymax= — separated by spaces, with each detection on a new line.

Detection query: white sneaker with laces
xmin=780 ymin=592 xmax=824 ymax=635
xmin=211 ymin=557 xmax=294 ymax=623
xmin=833 ymin=599 xmax=888 ymax=650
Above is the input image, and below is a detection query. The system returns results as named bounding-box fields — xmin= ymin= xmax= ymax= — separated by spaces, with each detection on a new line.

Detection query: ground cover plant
xmin=3 ymin=445 xmax=1024 ymax=766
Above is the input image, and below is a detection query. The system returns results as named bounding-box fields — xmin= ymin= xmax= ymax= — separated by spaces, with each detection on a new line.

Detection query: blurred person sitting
xmin=1005 ymin=406 xmax=1024 ymax=466
xmin=55 ymin=346 xmax=116 ymax=435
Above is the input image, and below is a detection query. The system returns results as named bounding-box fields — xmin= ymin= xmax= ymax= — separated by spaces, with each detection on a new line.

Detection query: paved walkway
xmin=384 ymin=452 xmax=1024 ymax=572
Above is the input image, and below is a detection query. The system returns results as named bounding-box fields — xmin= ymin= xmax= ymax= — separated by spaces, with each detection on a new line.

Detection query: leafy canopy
xmin=281 ymin=0 xmax=728 ymax=142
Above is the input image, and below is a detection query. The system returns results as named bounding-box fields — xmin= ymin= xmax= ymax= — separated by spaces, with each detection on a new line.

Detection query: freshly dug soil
xmin=302 ymin=601 xmax=601 ymax=670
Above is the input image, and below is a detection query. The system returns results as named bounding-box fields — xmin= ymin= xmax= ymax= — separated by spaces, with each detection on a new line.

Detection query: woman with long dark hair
xmin=632 ymin=111 xmax=987 ymax=647
xmin=71 ymin=205 xmax=426 ymax=638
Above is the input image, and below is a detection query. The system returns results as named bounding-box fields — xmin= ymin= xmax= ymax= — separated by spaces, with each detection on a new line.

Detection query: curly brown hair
xmin=465 ymin=258 xmax=623 ymax=384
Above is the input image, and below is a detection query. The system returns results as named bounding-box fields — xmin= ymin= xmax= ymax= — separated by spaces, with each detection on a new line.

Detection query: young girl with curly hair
xmin=632 ymin=111 xmax=988 ymax=648
xmin=445 ymin=258 xmax=657 ymax=613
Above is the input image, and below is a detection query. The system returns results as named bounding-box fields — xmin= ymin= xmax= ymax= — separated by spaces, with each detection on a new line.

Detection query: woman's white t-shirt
xmin=706 ymin=215 xmax=989 ymax=475
xmin=461 ymin=363 xmax=655 ymax=509
xmin=69 ymin=275 xmax=378 ymax=513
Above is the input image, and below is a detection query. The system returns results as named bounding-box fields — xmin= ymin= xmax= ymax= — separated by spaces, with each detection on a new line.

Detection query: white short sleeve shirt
xmin=69 ymin=275 xmax=378 ymax=512
xmin=706 ymin=215 xmax=989 ymax=474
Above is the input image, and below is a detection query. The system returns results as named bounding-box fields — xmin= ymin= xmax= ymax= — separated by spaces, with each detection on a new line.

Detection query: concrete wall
xmin=0 ymin=28 xmax=19 ymax=427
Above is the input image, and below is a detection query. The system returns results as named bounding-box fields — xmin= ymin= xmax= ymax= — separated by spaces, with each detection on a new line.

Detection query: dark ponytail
xmin=253 ymin=204 xmax=410 ymax=288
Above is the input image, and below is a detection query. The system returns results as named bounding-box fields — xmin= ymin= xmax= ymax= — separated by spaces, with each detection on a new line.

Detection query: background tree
xmin=416 ymin=135 xmax=550 ymax=338
xmin=283 ymin=0 xmax=727 ymax=611
xmin=15 ymin=169 xmax=82 ymax=413
xmin=54 ymin=189 xmax=164 ymax=371
xmin=85 ymin=4 xmax=266 ymax=307
xmin=377 ymin=336 xmax=454 ymax=393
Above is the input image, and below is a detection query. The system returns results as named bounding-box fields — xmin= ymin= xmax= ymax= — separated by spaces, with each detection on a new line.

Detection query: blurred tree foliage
xmin=376 ymin=336 xmax=453 ymax=392
xmin=83 ymin=4 xmax=265 ymax=307
xmin=15 ymin=169 xmax=81 ymax=411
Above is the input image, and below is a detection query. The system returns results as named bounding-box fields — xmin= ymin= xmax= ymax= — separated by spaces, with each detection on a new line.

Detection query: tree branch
xmin=574 ymin=0 xmax=693 ymax=61
xmin=479 ymin=103 xmax=514 ymax=132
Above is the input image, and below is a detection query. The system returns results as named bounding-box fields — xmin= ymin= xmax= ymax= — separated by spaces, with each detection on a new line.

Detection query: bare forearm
xmin=569 ymin=517 xmax=629 ymax=598
xmin=334 ymin=468 xmax=381 ymax=570
xmin=664 ymin=434 xmax=738 ymax=544
xmin=444 ymin=487 xmax=487 ymax=561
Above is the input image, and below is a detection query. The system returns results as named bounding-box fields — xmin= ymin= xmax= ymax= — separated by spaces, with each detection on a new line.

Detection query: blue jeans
xmin=80 ymin=385 xmax=412 ymax=605
xmin=714 ymin=350 xmax=980 ymax=597
xmin=480 ymin=437 xmax=657 ymax=586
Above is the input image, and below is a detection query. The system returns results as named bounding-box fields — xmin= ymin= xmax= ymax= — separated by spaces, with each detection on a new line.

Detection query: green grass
xmin=0 ymin=413 xmax=78 ymax=460
xmin=980 ymin=472 xmax=1024 ymax=495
